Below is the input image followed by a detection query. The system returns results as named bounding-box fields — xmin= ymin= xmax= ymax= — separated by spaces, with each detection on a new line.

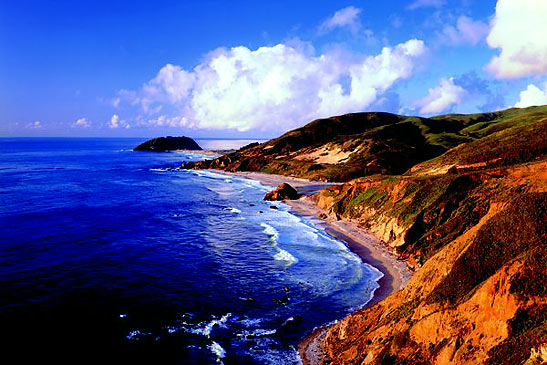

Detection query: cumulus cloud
xmin=319 ymin=6 xmax=362 ymax=34
xmin=407 ymin=0 xmax=445 ymax=10
xmin=416 ymin=77 xmax=467 ymax=114
xmin=73 ymin=117 xmax=90 ymax=128
xmin=138 ymin=64 xmax=195 ymax=112
xmin=486 ymin=0 xmax=547 ymax=78
xmin=109 ymin=114 xmax=130 ymax=129
xmin=26 ymin=121 xmax=42 ymax=129
xmin=440 ymin=16 xmax=489 ymax=46
xmin=515 ymin=83 xmax=547 ymax=108
xmin=147 ymin=115 xmax=193 ymax=128
xmin=118 ymin=39 xmax=427 ymax=133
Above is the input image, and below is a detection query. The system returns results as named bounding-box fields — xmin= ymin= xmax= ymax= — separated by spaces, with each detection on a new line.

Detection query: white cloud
xmin=109 ymin=114 xmax=130 ymax=129
xmin=440 ymin=16 xmax=489 ymax=46
xmin=119 ymin=39 xmax=427 ymax=133
xmin=111 ymin=97 xmax=121 ymax=108
xmin=319 ymin=6 xmax=362 ymax=34
xmin=27 ymin=121 xmax=41 ymax=129
xmin=129 ymin=64 xmax=195 ymax=113
xmin=73 ymin=117 xmax=90 ymax=128
xmin=147 ymin=115 xmax=193 ymax=128
xmin=486 ymin=0 xmax=547 ymax=78
xmin=416 ymin=77 xmax=467 ymax=114
xmin=407 ymin=0 xmax=445 ymax=10
xmin=515 ymin=83 xmax=547 ymax=108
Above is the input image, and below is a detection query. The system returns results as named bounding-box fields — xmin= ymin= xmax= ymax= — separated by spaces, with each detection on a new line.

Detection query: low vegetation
xmin=182 ymin=106 xmax=547 ymax=182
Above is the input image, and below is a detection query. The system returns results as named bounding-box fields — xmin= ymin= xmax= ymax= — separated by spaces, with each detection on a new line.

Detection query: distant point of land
xmin=134 ymin=136 xmax=202 ymax=152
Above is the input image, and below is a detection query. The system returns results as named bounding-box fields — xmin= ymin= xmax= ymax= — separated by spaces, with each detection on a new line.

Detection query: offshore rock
xmin=264 ymin=183 xmax=300 ymax=201
xmin=134 ymin=136 xmax=202 ymax=152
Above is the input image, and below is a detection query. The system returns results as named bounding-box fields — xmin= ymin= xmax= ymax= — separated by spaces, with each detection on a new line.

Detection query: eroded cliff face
xmin=315 ymin=162 xmax=547 ymax=364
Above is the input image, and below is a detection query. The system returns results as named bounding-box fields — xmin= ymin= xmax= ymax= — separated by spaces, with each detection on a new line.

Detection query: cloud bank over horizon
xmin=3 ymin=0 xmax=547 ymax=137
xmin=110 ymin=0 xmax=547 ymax=134
xmin=117 ymin=39 xmax=427 ymax=133
xmin=515 ymin=83 xmax=547 ymax=108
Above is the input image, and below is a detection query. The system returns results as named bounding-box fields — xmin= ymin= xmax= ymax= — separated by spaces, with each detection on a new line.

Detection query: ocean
xmin=0 ymin=138 xmax=382 ymax=364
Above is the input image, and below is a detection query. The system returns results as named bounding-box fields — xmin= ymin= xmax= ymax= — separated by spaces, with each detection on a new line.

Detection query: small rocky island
xmin=134 ymin=136 xmax=202 ymax=152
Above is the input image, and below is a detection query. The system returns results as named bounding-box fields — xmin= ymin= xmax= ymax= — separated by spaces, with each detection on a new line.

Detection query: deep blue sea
xmin=0 ymin=138 xmax=382 ymax=364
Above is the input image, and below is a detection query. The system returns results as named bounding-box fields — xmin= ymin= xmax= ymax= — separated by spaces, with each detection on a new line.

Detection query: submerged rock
xmin=134 ymin=136 xmax=202 ymax=152
xmin=277 ymin=315 xmax=303 ymax=337
xmin=264 ymin=183 xmax=300 ymax=201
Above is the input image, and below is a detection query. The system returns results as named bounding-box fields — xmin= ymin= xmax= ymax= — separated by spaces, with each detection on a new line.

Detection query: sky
xmin=1 ymin=0 xmax=547 ymax=138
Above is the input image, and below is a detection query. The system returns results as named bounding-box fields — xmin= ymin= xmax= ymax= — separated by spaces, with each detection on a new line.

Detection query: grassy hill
xmin=182 ymin=106 xmax=547 ymax=182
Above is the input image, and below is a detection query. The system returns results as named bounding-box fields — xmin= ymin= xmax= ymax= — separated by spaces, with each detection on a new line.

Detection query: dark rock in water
xmin=134 ymin=136 xmax=202 ymax=152
xmin=277 ymin=315 xmax=303 ymax=337
xmin=264 ymin=183 xmax=300 ymax=201
xmin=269 ymin=205 xmax=278 ymax=210
xmin=274 ymin=296 xmax=290 ymax=305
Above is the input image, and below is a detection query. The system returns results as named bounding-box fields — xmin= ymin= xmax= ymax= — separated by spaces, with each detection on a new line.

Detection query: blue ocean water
xmin=0 ymin=138 xmax=382 ymax=364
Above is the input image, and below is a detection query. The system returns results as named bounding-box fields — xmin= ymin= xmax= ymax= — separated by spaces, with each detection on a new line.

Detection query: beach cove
xmin=215 ymin=171 xmax=414 ymax=364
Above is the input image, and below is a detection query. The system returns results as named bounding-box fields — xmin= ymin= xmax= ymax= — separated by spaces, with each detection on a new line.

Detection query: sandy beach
xmin=217 ymin=170 xmax=412 ymax=294
xmin=213 ymin=170 xmax=414 ymax=364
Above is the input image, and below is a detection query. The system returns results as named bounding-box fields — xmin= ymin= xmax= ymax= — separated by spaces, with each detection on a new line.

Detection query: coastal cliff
xmin=313 ymin=162 xmax=546 ymax=364
xmin=306 ymin=110 xmax=547 ymax=364
xmin=185 ymin=106 xmax=547 ymax=364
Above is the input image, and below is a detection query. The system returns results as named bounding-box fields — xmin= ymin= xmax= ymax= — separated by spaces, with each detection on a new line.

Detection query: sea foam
xmin=274 ymin=248 xmax=298 ymax=264
xmin=260 ymin=223 xmax=279 ymax=245
xmin=208 ymin=341 xmax=226 ymax=362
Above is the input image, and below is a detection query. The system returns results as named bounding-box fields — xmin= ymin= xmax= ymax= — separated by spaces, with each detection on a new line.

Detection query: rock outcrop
xmin=134 ymin=136 xmax=202 ymax=152
xmin=264 ymin=183 xmax=300 ymax=201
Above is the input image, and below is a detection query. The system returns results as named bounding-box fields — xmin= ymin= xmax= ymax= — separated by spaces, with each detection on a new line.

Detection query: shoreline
xmin=211 ymin=170 xmax=413 ymax=364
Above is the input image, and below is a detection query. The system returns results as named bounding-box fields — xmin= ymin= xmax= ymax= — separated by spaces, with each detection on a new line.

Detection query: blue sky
xmin=1 ymin=0 xmax=547 ymax=138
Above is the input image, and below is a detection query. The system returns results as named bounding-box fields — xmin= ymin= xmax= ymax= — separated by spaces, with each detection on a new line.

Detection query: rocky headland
xmin=134 ymin=136 xmax=202 ymax=152
xmin=183 ymin=105 xmax=547 ymax=364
